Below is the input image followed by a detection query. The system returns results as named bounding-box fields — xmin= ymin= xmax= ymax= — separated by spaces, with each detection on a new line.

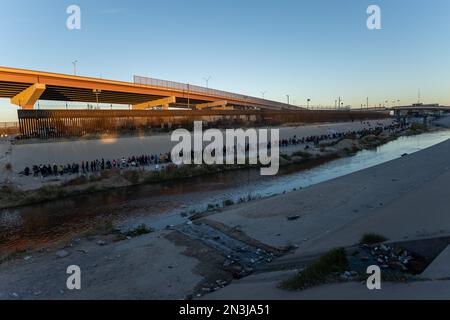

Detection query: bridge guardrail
xmin=133 ymin=75 xmax=296 ymax=110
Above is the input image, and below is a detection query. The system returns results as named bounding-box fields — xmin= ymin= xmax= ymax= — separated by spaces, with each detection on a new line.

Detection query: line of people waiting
xmin=20 ymin=121 xmax=408 ymax=178
xmin=279 ymin=121 xmax=407 ymax=147
xmin=21 ymin=153 xmax=171 ymax=177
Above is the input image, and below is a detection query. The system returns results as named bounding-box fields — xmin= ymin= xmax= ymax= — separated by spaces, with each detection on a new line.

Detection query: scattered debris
xmin=96 ymin=240 xmax=107 ymax=246
xmin=286 ymin=215 xmax=300 ymax=221
xmin=56 ymin=250 xmax=70 ymax=258
xmin=177 ymin=222 xmax=276 ymax=279
xmin=350 ymin=243 xmax=427 ymax=275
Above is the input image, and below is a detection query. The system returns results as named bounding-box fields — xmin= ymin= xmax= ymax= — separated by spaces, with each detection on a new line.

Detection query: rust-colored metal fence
xmin=17 ymin=109 xmax=389 ymax=139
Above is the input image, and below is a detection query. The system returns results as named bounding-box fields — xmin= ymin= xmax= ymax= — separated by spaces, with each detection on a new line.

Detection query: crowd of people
xmin=279 ymin=121 xmax=408 ymax=147
xmin=20 ymin=120 xmax=409 ymax=179
xmin=21 ymin=153 xmax=172 ymax=178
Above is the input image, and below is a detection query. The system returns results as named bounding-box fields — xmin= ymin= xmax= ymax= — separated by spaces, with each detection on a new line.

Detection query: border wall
xmin=17 ymin=109 xmax=389 ymax=139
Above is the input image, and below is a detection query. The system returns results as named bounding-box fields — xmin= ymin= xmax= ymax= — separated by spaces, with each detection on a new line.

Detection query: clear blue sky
xmin=1 ymin=0 xmax=450 ymax=121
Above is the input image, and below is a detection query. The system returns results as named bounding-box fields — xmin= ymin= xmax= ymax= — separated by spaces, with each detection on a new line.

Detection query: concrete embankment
xmin=206 ymin=138 xmax=450 ymax=254
xmin=202 ymin=137 xmax=450 ymax=299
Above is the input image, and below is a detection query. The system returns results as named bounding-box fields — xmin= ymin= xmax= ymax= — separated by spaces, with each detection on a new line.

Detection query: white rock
xmin=56 ymin=250 xmax=70 ymax=258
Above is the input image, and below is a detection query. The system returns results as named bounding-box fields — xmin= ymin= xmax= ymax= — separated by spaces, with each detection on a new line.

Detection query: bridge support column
xmin=196 ymin=100 xmax=228 ymax=110
xmin=132 ymin=96 xmax=176 ymax=110
xmin=11 ymin=83 xmax=46 ymax=109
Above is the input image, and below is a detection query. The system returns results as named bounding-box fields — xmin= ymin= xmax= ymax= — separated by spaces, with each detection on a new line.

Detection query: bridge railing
xmin=133 ymin=75 xmax=296 ymax=110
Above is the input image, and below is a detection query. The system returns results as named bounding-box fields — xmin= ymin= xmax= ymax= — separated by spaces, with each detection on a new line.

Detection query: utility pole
xmin=366 ymin=97 xmax=369 ymax=110
xmin=286 ymin=95 xmax=290 ymax=105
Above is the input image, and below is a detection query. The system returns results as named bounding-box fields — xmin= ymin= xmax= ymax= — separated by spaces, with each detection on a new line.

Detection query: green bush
xmin=279 ymin=248 xmax=348 ymax=290
xmin=124 ymin=224 xmax=153 ymax=237
xmin=223 ymin=199 xmax=234 ymax=206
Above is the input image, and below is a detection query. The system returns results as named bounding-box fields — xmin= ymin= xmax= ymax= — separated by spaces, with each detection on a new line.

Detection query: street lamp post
xmin=286 ymin=95 xmax=290 ymax=105
xmin=93 ymin=89 xmax=101 ymax=109
xmin=203 ymin=76 xmax=211 ymax=89
xmin=307 ymin=98 xmax=311 ymax=109
xmin=260 ymin=91 xmax=267 ymax=99
xmin=187 ymin=83 xmax=190 ymax=109
xmin=72 ymin=60 xmax=78 ymax=75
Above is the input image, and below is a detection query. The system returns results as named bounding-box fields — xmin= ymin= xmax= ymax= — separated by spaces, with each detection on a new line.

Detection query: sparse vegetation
xmin=292 ymin=151 xmax=312 ymax=159
xmin=223 ymin=199 xmax=234 ymax=207
xmin=124 ymin=170 xmax=140 ymax=184
xmin=0 ymin=248 xmax=26 ymax=265
xmin=279 ymin=248 xmax=348 ymax=291
xmin=280 ymin=154 xmax=292 ymax=161
xmin=123 ymin=224 xmax=153 ymax=237
xmin=359 ymin=233 xmax=388 ymax=246
xmin=409 ymin=123 xmax=428 ymax=134
xmin=97 ymin=221 xmax=118 ymax=235
xmin=238 ymin=194 xmax=261 ymax=203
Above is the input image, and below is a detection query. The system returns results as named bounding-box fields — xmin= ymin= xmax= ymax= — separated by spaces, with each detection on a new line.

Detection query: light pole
xmin=286 ymin=95 xmax=290 ymax=105
xmin=203 ymin=76 xmax=211 ymax=89
xmin=93 ymin=89 xmax=101 ymax=109
xmin=260 ymin=91 xmax=267 ymax=99
xmin=307 ymin=98 xmax=311 ymax=109
xmin=187 ymin=83 xmax=190 ymax=109
xmin=72 ymin=60 xmax=78 ymax=75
